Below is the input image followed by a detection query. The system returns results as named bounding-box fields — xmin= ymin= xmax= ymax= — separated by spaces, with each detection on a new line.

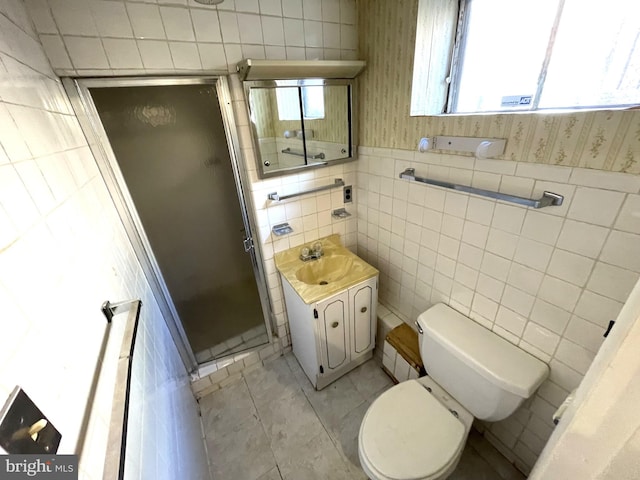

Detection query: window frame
xmin=428 ymin=0 xmax=640 ymax=116
xmin=445 ymin=0 xmax=468 ymax=114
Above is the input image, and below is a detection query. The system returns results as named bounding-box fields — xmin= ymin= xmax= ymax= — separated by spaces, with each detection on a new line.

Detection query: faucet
xmin=300 ymin=241 xmax=323 ymax=261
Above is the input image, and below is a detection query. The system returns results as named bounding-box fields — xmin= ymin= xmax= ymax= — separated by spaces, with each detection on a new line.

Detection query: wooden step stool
xmin=382 ymin=323 xmax=425 ymax=383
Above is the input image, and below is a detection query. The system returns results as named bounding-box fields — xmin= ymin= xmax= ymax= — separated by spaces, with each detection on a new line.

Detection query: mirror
xmin=244 ymin=79 xmax=355 ymax=178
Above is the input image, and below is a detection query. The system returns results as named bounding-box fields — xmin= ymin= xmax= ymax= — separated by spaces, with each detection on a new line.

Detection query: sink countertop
xmin=274 ymin=234 xmax=379 ymax=304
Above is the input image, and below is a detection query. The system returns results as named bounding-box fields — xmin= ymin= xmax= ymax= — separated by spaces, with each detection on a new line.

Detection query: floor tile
xmin=346 ymin=359 xmax=393 ymax=398
xmin=450 ymin=443 xmax=509 ymax=480
xmin=200 ymin=355 xmax=524 ymax=480
xmin=206 ymin=414 xmax=276 ymax=480
xmin=284 ymin=352 xmax=313 ymax=387
xmin=327 ymin=400 xmax=371 ymax=480
xmin=257 ymin=467 xmax=283 ymax=480
xmin=277 ymin=430 xmax=353 ymax=480
xmin=468 ymin=429 xmax=526 ymax=480
xmin=302 ymin=374 xmax=367 ymax=429
xmin=199 ymin=378 xmax=256 ymax=435
xmin=256 ymin=388 xmax=326 ymax=462
xmin=245 ymin=356 xmax=301 ymax=403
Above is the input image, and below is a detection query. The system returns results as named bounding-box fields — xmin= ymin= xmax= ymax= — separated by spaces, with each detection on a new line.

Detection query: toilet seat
xmin=358 ymin=379 xmax=468 ymax=480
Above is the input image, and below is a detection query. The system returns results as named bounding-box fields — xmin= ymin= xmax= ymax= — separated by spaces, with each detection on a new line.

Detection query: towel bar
xmin=399 ymin=168 xmax=563 ymax=209
xmin=268 ymin=178 xmax=344 ymax=201
xmin=282 ymin=147 xmax=326 ymax=160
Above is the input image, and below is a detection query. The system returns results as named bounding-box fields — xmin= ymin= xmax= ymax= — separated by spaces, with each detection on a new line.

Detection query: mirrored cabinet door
xmin=248 ymin=85 xmax=305 ymax=173
xmin=301 ymin=84 xmax=351 ymax=163
xmin=244 ymin=79 xmax=356 ymax=179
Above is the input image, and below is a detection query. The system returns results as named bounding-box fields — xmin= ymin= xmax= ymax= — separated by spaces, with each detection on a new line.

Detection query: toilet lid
xmin=361 ymin=380 xmax=465 ymax=480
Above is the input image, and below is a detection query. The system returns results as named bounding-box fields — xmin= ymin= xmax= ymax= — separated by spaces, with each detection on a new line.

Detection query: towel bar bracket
xmin=102 ymin=299 xmax=142 ymax=323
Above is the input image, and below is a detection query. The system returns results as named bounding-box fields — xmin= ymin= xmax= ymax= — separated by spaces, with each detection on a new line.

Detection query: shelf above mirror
xmin=237 ymin=59 xmax=366 ymax=81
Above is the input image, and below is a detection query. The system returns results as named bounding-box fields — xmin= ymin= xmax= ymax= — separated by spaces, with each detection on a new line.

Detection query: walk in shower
xmin=67 ymin=78 xmax=272 ymax=368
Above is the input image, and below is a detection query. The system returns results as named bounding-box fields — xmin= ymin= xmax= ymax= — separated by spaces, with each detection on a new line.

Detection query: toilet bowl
xmin=358 ymin=303 xmax=549 ymax=480
xmin=359 ymin=376 xmax=473 ymax=480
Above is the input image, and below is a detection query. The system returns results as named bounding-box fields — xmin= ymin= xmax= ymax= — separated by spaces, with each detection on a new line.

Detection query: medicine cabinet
xmin=238 ymin=59 xmax=365 ymax=179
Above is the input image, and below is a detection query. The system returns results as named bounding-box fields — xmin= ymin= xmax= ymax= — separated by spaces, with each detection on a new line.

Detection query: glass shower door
xmin=90 ymin=83 xmax=268 ymax=363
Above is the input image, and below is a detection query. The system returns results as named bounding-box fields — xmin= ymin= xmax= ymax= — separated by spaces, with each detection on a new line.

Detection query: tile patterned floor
xmin=199 ymin=353 xmax=526 ymax=480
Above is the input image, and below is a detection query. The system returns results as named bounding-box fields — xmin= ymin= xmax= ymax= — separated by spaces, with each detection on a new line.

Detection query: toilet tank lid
xmin=418 ymin=304 xmax=549 ymax=398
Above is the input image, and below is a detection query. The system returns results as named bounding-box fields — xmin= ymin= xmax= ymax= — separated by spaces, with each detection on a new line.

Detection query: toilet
xmin=358 ymin=303 xmax=549 ymax=480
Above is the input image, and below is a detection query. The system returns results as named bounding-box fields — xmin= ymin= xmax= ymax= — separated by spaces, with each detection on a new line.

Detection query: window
xmin=274 ymin=83 xmax=300 ymax=121
xmin=411 ymin=0 xmax=640 ymax=115
xmin=275 ymin=79 xmax=325 ymax=120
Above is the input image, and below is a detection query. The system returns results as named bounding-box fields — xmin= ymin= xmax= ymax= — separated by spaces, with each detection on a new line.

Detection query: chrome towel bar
xmin=268 ymin=178 xmax=345 ymax=201
xmin=100 ymin=299 xmax=143 ymax=480
xmin=282 ymin=147 xmax=326 ymax=160
xmin=399 ymin=168 xmax=564 ymax=209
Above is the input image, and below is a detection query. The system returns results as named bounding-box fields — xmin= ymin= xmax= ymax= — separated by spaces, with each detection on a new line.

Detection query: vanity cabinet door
xmin=349 ymin=276 xmax=377 ymax=361
xmin=316 ymin=291 xmax=349 ymax=372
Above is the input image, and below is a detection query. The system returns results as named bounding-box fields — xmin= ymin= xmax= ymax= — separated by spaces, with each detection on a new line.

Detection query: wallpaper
xmin=250 ymin=87 xmax=276 ymax=138
xmin=357 ymin=0 xmax=640 ymax=174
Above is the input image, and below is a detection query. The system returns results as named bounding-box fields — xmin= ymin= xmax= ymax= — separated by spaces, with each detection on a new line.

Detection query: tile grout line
xmin=244 ymin=359 xmax=306 ymax=480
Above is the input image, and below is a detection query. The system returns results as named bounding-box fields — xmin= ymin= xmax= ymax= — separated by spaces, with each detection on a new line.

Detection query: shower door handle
xmin=243 ymin=237 xmax=254 ymax=252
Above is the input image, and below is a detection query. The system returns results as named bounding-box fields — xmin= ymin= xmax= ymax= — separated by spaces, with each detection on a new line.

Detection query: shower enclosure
xmin=65 ymin=77 xmax=272 ymax=370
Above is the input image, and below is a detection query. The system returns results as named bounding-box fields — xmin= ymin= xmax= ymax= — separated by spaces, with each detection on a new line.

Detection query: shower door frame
xmin=63 ymin=76 xmax=274 ymax=373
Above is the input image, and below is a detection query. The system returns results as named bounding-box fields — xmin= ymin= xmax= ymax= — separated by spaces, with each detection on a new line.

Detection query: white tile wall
xmin=0 ymin=5 xmax=208 ymax=480
xmin=356 ymin=146 xmax=640 ymax=473
xmin=25 ymin=0 xmax=358 ymax=76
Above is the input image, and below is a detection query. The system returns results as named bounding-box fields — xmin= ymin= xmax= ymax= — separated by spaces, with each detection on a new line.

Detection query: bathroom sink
xmin=295 ymin=255 xmax=354 ymax=285
xmin=274 ymin=233 xmax=378 ymax=304
xmin=275 ymin=234 xmax=378 ymax=304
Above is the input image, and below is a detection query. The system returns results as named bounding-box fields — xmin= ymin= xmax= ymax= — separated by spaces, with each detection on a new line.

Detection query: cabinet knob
xmin=331 ymin=321 xmax=339 ymax=328
xmin=360 ymin=306 xmax=367 ymax=313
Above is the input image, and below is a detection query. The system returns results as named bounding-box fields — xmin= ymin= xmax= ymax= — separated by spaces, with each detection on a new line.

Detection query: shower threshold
xmin=195 ymin=325 xmax=269 ymax=365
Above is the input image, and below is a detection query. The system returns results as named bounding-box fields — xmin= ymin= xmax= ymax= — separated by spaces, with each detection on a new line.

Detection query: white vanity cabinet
xmin=282 ymin=275 xmax=378 ymax=390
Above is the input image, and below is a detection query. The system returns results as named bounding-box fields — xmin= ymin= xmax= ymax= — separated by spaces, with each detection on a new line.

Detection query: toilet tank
xmin=417 ymin=304 xmax=549 ymax=421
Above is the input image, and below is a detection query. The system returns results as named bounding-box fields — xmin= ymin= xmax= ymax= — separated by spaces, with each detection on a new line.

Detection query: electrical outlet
xmin=343 ymin=185 xmax=352 ymax=203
